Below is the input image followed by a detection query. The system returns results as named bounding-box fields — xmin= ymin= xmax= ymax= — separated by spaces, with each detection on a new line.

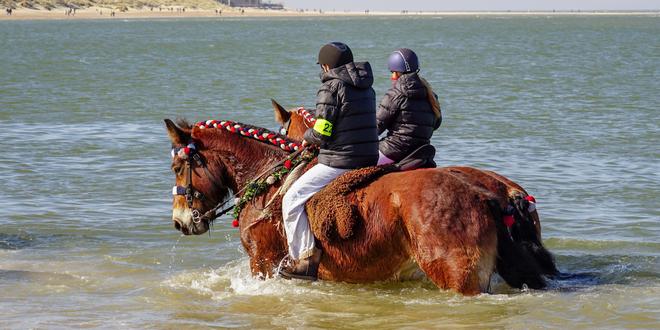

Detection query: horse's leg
xmin=413 ymin=242 xmax=496 ymax=295
xmin=409 ymin=212 xmax=497 ymax=294
xmin=240 ymin=197 xmax=289 ymax=278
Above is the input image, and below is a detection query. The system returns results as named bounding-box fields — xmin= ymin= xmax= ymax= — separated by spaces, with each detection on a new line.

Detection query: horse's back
xmin=366 ymin=169 xmax=498 ymax=237
xmin=441 ymin=166 xmax=526 ymax=198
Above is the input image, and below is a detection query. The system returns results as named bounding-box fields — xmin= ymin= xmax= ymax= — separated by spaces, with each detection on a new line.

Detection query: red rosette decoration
xmin=503 ymin=215 xmax=515 ymax=228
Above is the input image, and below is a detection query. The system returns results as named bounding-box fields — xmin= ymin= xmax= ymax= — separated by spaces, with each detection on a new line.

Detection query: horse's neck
xmin=206 ymin=132 xmax=287 ymax=192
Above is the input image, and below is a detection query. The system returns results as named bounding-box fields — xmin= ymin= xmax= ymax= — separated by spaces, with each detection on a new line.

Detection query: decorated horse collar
xmin=195 ymin=119 xmax=302 ymax=152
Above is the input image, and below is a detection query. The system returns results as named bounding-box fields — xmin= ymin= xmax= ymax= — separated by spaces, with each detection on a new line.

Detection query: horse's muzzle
xmin=172 ymin=208 xmax=208 ymax=235
xmin=172 ymin=219 xmax=190 ymax=235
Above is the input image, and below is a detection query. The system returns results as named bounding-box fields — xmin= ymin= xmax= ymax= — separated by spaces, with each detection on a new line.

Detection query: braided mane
xmin=195 ymin=119 xmax=303 ymax=152
xmin=296 ymin=108 xmax=317 ymax=126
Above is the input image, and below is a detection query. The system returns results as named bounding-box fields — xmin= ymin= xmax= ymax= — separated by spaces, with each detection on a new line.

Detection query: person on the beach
xmin=377 ymin=48 xmax=442 ymax=165
xmin=279 ymin=42 xmax=379 ymax=281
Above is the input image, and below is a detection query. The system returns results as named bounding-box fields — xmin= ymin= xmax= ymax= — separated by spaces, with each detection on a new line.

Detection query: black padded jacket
xmin=377 ymin=72 xmax=441 ymax=162
xmin=303 ymin=62 xmax=379 ymax=169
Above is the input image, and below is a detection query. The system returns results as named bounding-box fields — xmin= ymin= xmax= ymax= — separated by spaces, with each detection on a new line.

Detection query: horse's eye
xmin=172 ymin=165 xmax=183 ymax=175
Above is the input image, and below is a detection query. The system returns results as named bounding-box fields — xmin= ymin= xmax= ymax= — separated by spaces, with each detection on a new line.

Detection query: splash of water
xmin=167 ymin=235 xmax=184 ymax=274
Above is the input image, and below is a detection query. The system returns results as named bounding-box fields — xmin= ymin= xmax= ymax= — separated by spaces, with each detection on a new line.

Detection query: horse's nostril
xmin=173 ymin=220 xmax=182 ymax=231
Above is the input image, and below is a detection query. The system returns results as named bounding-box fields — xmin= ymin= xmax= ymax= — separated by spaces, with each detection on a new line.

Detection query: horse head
xmin=165 ymin=117 xmax=304 ymax=275
xmin=165 ymin=119 xmax=232 ymax=235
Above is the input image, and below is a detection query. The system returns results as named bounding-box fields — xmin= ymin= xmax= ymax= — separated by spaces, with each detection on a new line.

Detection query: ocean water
xmin=1 ymin=15 xmax=658 ymax=328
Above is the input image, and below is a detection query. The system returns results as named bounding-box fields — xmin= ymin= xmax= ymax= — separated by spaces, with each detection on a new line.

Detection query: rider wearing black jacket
xmin=304 ymin=60 xmax=379 ymax=168
xmin=377 ymin=48 xmax=441 ymax=163
xmin=280 ymin=42 xmax=378 ymax=281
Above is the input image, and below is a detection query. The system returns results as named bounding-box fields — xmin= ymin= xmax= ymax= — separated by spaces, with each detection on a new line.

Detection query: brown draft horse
xmin=165 ymin=118 xmax=557 ymax=295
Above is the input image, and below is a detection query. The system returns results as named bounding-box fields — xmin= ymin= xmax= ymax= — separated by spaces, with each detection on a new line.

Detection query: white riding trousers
xmin=282 ymin=163 xmax=348 ymax=260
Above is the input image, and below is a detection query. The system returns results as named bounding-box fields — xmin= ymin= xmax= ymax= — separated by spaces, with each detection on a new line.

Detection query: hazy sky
xmin=279 ymin=0 xmax=660 ymax=11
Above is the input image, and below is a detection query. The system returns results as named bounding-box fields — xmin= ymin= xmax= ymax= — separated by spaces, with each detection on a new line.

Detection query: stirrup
xmin=279 ymin=268 xmax=318 ymax=281
xmin=278 ymin=249 xmax=321 ymax=281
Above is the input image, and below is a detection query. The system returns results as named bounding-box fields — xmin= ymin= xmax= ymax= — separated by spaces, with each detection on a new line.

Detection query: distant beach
xmin=2 ymin=6 xmax=659 ymax=21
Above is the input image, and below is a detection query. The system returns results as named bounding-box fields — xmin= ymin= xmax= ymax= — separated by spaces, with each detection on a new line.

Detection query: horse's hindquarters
xmin=369 ymin=170 xmax=498 ymax=294
xmin=315 ymin=169 xmax=499 ymax=294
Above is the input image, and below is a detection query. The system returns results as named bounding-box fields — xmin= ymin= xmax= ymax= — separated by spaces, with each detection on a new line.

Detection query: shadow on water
xmin=0 ymin=230 xmax=102 ymax=251
xmin=0 ymin=232 xmax=38 ymax=250
xmin=544 ymin=253 xmax=659 ymax=292
xmin=547 ymin=271 xmax=603 ymax=292
xmin=0 ymin=269 xmax=84 ymax=284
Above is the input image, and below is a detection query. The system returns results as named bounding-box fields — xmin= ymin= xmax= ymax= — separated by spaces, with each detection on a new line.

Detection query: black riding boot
xmin=279 ymin=248 xmax=322 ymax=281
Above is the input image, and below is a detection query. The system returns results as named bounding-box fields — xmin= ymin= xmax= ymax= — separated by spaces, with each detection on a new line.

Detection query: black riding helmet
xmin=317 ymin=42 xmax=354 ymax=69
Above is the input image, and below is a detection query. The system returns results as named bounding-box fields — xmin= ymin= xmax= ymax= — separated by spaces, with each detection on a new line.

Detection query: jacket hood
xmin=394 ymin=72 xmax=427 ymax=99
xmin=321 ymin=61 xmax=374 ymax=89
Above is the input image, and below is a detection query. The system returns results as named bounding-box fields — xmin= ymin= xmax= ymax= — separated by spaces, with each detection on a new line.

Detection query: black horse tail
xmin=487 ymin=197 xmax=558 ymax=290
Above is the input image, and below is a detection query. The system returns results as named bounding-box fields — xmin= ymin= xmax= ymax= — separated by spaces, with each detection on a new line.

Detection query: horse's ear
xmin=271 ymin=98 xmax=291 ymax=125
xmin=164 ymin=119 xmax=189 ymax=145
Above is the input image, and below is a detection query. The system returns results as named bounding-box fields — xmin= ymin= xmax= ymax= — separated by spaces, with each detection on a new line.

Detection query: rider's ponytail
xmin=420 ymin=77 xmax=441 ymax=119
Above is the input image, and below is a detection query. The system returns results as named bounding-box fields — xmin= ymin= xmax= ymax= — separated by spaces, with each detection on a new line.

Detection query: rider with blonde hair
xmin=377 ymin=48 xmax=442 ymax=165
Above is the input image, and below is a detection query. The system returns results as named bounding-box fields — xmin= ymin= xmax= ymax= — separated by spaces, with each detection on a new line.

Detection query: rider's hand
xmin=302 ymin=139 xmax=309 ymax=147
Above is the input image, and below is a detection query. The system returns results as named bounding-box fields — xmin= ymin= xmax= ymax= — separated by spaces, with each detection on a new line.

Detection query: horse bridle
xmin=171 ymin=143 xmax=234 ymax=224
xmin=170 ymin=132 xmax=311 ymax=228
xmin=279 ymin=119 xmax=292 ymax=136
